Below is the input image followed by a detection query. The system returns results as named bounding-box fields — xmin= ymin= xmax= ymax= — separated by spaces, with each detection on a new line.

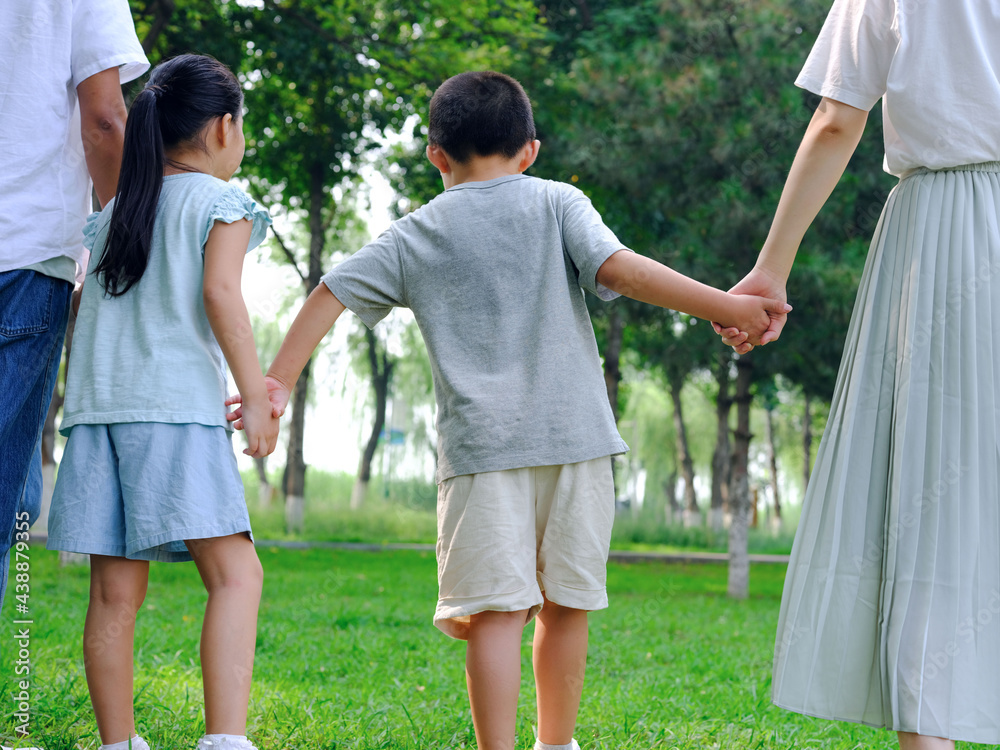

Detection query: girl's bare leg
xmin=84 ymin=555 xmax=149 ymax=744
xmin=185 ymin=533 xmax=263 ymax=735
xmin=898 ymin=732 xmax=955 ymax=750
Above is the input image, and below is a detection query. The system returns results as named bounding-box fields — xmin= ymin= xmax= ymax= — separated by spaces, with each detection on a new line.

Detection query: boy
xmin=234 ymin=71 xmax=787 ymax=749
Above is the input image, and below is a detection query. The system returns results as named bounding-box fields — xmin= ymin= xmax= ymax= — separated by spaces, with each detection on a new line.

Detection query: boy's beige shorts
xmin=433 ymin=456 xmax=615 ymax=640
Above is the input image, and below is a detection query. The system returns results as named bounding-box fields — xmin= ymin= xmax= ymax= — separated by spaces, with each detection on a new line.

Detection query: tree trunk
xmin=603 ymin=307 xmax=624 ymax=420
xmin=284 ymin=359 xmax=311 ymax=533
xmin=251 ymin=453 xmax=274 ymax=508
xmin=284 ymin=162 xmax=327 ymax=532
xmin=663 ymin=470 xmax=680 ymax=525
xmin=710 ymin=357 xmax=732 ymax=532
xmin=803 ymin=393 xmax=813 ymax=495
xmin=766 ymin=406 xmax=781 ymax=529
xmin=139 ymin=0 xmax=177 ymax=55
xmin=352 ymin=328 xmax=393 ymax=510
xmin=668 ymin=378 xmax=698 ymax=527
xmin=727 ymin=355 xmax=754 ymax=599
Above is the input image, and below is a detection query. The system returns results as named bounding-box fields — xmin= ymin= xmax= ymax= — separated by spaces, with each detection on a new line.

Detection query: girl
xmin=717 ymin=0 xmax=1000 ymax=747
xmin=46 ymin=55 xmax=277 ymax=750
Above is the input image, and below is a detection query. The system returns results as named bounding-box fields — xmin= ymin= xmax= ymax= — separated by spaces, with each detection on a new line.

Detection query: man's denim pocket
xmin=0 ymin=270 xmax=56 ymax=338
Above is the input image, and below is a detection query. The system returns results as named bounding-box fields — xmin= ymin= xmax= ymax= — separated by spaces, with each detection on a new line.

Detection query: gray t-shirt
xmin=323 ymin=174 xmax=630 ymax=482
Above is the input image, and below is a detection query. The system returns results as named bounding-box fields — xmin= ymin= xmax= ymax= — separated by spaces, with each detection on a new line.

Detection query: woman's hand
xmin=713 ymin=267 xmax=788 ymax=354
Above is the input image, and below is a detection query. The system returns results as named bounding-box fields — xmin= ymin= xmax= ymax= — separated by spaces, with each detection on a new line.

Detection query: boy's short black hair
xmin=428 ymin=71 xmax=536 ymax=164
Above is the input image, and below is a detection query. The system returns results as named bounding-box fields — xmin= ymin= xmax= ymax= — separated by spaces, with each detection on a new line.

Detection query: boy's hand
xmin=226 ymin=375 xmax=291 ymax=429
xmin=238 ymin=395 xmax=280 ymax=458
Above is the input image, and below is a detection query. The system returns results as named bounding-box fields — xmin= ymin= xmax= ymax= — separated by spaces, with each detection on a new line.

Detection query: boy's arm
xmin=596 ymin=250 xmax=790 ymax=339
xmin=266 ymin=282 xmax=347 ymax=412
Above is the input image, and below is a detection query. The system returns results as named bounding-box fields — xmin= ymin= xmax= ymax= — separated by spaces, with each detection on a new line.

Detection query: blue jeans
xmin=0 ymin=270 xmax=72 ymax=612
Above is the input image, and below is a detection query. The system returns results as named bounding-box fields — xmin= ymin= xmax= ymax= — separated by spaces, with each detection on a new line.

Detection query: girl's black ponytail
xmin=93 ymin=55 xmax=243 ymax=297
xmin=94 ymin=87 xmax=163 ymax=297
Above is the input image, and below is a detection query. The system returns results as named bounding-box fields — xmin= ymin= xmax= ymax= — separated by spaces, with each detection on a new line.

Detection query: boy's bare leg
xmin=185 ymin=534 xmax=263 ymax=735
xmin=897 ymin=733 xmax=955 ymax=750
xmin=466 ymin=609 xmax=530 ymax=750
xmin=533 ymin=596 xmax=588 ymax=746
xmin=84 ymin=555 xmax=149 ymax=744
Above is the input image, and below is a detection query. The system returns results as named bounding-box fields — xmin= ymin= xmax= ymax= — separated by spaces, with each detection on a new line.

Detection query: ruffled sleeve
xmin=81 ymin=210 xmax=104 ymax=252
xmin=205 ymin=186 xmax=273 ymax=253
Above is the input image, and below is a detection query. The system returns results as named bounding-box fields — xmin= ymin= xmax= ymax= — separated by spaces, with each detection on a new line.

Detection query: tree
xmin=709 ymin=352 xmax=733 ymax=530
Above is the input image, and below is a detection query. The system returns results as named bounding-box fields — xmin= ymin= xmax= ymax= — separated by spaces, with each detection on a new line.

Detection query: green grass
xmin=3 ymin=547 xmax=985 ymax=749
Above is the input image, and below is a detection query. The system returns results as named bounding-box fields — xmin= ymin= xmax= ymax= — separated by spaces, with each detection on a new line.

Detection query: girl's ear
xmin=216 ymin=113 xmax=236 ymax=149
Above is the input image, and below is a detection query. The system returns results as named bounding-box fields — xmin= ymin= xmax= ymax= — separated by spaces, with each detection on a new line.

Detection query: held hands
xmin=225 ymin=375 xmax=290 ymax=457
xmin=713 ymin=268 xmax=789 ymax=355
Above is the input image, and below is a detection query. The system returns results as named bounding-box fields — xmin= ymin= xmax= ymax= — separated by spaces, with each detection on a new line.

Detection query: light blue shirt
xmin=61 ymin=173 xmax=271 ymax=435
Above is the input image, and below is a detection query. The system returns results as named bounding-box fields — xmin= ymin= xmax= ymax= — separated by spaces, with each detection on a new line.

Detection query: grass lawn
xmin=0 ymin=547 xmax=983 ymax=749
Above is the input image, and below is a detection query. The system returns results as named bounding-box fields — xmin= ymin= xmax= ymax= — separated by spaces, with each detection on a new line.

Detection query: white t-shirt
xmin=796 ymin=0 xmax=1000 ymax=177
xmin=0 ymin=0 xmax=148 ymax=274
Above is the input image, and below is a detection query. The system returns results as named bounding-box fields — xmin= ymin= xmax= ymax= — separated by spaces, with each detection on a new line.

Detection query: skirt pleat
xmin=772 ymin=163 xmax=1000 ymax=743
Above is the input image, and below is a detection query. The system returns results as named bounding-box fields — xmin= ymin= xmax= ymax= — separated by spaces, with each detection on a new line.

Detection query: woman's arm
xmin=720 ymin=97 xmax=869 ymax=351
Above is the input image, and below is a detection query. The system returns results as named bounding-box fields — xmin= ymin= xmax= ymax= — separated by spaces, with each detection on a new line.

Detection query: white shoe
xmin=533 ymin=741 xmax=581 ymax=750
xmin=197 ymin=737 xmax=258 ymax=750
xmin=98 ymin=736 xmax=150 ymax=750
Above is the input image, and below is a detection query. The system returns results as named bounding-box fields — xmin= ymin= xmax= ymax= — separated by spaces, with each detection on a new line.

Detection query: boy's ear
xmin=517 ymin=139 xmax=541 ymax=173
xmin=426 ymin=143 xmax=452 ymax=174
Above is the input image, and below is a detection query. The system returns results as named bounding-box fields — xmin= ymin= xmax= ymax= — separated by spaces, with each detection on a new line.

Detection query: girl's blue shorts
xmin=46 ymin=422 xmax=253 ymax=562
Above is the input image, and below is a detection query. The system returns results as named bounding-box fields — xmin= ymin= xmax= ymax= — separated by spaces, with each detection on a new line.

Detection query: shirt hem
xmin=435 ymin=440 xmax=629 ymax=484
xmin=60 ymin=413 xmax=232 ymax=436
xmin=73 ymin=53 xmax=150 ymax=89
xmin=794 ymin=74 xmax=880 ymax=112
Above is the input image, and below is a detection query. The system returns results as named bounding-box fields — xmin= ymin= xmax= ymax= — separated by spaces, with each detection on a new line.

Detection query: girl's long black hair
xmin=94 ymin=54 xmax=243 ymax=297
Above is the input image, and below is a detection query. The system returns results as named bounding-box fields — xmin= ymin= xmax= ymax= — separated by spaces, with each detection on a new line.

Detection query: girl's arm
xmin=596 ymin=250 xmax=791 ymax=343
xmin=203 ymin=219 xmax=279 ymax=458
xmin=720 ymin=97 xmax=869 ymax=350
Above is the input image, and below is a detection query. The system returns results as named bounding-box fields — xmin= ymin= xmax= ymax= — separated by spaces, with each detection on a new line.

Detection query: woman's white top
xmin=796 ymin=0 xmax=1000 ymax=177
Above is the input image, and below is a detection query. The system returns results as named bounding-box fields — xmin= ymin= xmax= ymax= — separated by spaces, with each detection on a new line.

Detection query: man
xmin=0 ymin=0 xmax=149 ymax=610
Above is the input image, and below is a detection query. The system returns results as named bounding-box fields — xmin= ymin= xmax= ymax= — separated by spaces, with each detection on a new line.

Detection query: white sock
xmin=197 ymin=736 xmax=250 ymax=750
xmin=534 ymin=741 xmax=577 ymax=750
xmin=101 ymin=737 xmax=150 ymax=750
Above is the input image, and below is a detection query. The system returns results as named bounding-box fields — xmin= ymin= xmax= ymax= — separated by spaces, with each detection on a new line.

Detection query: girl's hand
xmin=226 ymin=375 xmax=290 ymax=428
xmin=239 ymin=395 xmax=280 ymax=458
xmin=712 ymin=267 xmax=789 ymax=353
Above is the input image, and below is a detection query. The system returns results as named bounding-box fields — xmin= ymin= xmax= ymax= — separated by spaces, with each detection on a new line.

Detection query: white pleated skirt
xmin=772 ymin=162 xmax=1000 ymax=743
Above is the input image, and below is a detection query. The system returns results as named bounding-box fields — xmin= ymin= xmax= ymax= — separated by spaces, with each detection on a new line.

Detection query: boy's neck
xmin=443 ymin=154 xmax=526 ymax=189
